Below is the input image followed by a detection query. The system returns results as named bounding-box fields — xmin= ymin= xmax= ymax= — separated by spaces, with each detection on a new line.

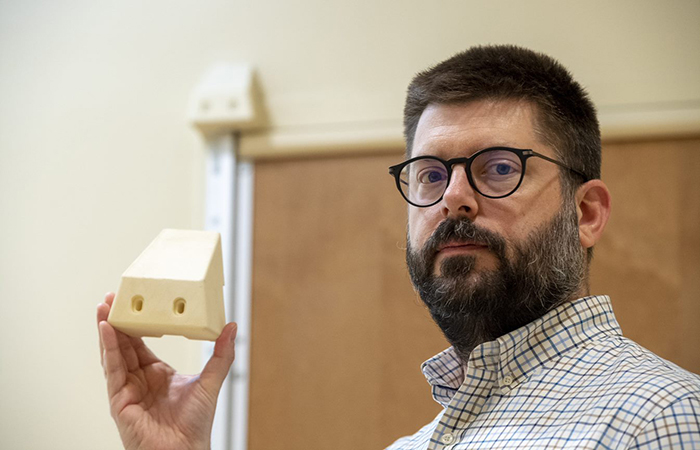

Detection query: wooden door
xmin=249 ymin=153 xmax=446 ymax=450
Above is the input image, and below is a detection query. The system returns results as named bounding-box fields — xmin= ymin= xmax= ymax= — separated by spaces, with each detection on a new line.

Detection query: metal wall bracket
xmin=190 ymin=63 xmax=259 ymax=450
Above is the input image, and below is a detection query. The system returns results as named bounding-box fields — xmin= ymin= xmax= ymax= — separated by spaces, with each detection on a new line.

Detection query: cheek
xmin=408 ymin=209 xmax=437 ymax=250
xmin=484 ymin=199 xmax=532 ymax=239
xmin=494 ymin=220 xmax=528 ymax=259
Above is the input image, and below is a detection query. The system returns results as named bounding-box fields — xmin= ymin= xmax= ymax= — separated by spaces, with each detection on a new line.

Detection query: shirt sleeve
xmin=629 ymin=395 xmax=700 ymax=449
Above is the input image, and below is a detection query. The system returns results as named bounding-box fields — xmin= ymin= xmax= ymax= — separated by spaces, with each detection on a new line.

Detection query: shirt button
xmin=502 ymin=375 xmax=514 ymax=386
xmin=440 ymin=433 xmax=455 ymax=444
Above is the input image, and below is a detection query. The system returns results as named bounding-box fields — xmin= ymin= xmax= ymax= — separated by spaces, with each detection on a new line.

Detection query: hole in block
xmin=173 ymin=298 xmax=186 ymax=315
xmin=131 ymin=295 xmax=144 ymax=313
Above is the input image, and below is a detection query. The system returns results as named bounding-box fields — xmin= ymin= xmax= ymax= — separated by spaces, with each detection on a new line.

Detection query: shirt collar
xmin=421 ymin=295 xmax=622 ymax=406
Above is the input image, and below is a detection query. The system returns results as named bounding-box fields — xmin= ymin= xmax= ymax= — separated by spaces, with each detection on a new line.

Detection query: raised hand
xmin=97 ymin=292 xmax=237 ymax=450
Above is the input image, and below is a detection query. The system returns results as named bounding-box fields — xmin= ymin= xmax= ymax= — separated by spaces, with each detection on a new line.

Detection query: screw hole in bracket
xmin=131 ymin=295 xmax=144 ymax=313
xmin=173 ymin=298 xmax=186 ymax=315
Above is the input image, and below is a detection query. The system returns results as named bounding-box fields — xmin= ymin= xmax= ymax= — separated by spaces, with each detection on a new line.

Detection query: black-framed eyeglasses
xmin=388 ymin=147 xmax=588 ymax=208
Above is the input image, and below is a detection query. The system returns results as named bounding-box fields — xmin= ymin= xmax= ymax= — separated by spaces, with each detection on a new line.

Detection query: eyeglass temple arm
xmin=529 ymin=151 xmax=588 ymax=181
xmin=389 ymin=166 xmax=410 ymax=186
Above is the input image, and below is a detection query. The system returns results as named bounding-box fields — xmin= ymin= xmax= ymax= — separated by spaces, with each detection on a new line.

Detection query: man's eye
xmin=496 ymin=163 xmax=514 ymax=175
xmin=484 ymin=162 xmax=519 ymax=177
xmin=417 ymin=169 xmax=446 ymax=184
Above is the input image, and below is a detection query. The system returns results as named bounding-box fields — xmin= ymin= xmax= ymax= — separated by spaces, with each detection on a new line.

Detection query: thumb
xmin=200 ymin=322 xmax=238 ymax=397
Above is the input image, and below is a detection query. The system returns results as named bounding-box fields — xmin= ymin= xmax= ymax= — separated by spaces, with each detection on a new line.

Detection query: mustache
xmin=420 ymin=218 xmax=507 ymax=260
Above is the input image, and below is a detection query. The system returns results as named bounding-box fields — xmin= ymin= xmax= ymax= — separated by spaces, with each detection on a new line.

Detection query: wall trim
xmin=239 ymin=119 xmax=404 ymax=159
xmin=599 ymin=102 xmax=700 ymax=141
xmin=239 ymin=104 xmax=700 ymax=159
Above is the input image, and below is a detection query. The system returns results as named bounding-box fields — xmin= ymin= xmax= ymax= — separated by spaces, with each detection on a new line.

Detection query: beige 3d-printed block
xmin=107 ymin=229 xmax=225 ymax=341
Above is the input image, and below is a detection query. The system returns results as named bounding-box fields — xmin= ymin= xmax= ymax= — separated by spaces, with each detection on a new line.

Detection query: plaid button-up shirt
xmin=387 ymin=295 xmax=700 ymax=449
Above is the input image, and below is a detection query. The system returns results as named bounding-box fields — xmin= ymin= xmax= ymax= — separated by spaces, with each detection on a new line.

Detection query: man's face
xmin=406 ymin=99 xmax=587 ymax=361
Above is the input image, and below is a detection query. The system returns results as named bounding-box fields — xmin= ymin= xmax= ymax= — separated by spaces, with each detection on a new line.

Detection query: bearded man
xmin=97 ymin=45 xmax=700 ymax=450
xmin=385 ymin=45 xmax=700 ymax=449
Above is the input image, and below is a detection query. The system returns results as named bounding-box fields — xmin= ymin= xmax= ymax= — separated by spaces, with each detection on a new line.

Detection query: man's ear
xmin=575 ymin=180 xmax=612 ymax=250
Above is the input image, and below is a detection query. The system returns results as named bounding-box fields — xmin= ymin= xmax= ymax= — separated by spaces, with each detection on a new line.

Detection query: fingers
xmin=199 ymin=322 xmax=238 ymax=398
xmin=99 ymin=320 xmax=127 ymax=399
xmin=97 ymin=292 xmax=115 ymax=367
xmin=115 ymin=330 xmax=145 ymax=373
xmin=97 ymin=293 xmax=114 ymax=322
xmin=130 ymin=335 xmax=161 ymax=368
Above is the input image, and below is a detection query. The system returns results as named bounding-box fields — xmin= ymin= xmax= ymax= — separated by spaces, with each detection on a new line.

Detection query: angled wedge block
xmin=108 ymin=229 xmax=225 ymax=341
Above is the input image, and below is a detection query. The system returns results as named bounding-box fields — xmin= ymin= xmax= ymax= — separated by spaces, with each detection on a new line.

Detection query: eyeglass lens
xmin=398 ymin=149 xmax=524 ymax=205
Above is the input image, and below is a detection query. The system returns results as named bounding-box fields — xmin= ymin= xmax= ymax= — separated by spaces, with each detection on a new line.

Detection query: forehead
xmin=411 ymin=99 xmax=543 ymax=158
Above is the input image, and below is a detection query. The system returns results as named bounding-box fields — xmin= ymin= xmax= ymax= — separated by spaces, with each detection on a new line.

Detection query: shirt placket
xmin=427 ymin=366 xmax=496 ymax=449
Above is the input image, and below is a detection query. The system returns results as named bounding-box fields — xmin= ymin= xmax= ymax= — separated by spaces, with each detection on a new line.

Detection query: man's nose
xmin=441 ymin=165 xmax=479 ymax=220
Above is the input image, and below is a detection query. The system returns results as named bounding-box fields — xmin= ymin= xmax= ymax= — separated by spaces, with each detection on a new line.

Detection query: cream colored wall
xmin=0 ymin=1 xmax=698 ymax=449
xmin=0 ymin=2 xmax=223 ymax=449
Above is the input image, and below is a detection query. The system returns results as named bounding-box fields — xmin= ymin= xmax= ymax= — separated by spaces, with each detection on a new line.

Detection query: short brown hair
xmin=404 ymin=45 xmax=600 ymax=190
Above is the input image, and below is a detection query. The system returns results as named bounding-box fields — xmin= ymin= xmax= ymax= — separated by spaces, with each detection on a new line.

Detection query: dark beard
xmin=406 ymin=202 xmax=586 ymax=363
